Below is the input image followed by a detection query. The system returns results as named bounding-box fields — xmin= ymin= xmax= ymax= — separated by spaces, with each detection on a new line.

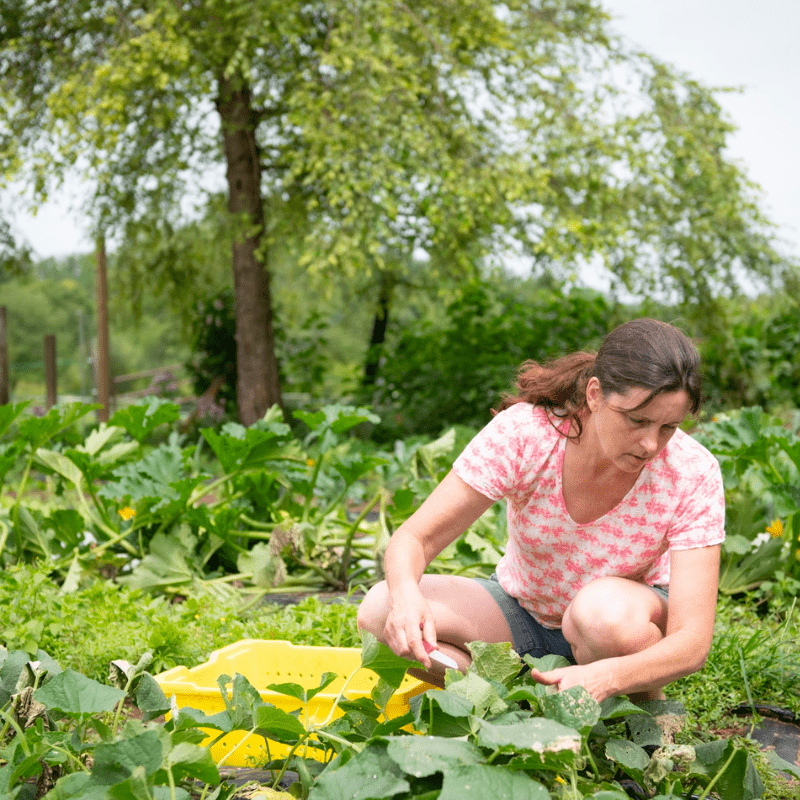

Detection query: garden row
xmin=1 ymin=397 xmax=800 ymax=600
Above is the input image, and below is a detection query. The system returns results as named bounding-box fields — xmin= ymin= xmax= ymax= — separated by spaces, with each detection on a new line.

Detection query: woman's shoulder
xmin=494 ymin=402 xmax=564 ymax=433
xmin=655 ymin=428 xmax=721 ymax=481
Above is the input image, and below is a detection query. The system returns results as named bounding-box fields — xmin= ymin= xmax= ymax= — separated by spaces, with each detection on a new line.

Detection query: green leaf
xmin=539 ymin=685 xmax=601 ymax=734
xmin=476 ymin=717 xmax=581 ymax=763
xmin=34 ymin=448 xmax=84 ymax=487
xmin=91 ymin=731 xmax=164 ymax=783
xmin=761 ymin=748 xmax=800 ymax=780
xmin=523 ymin=653 xmax=572 ymax=673
xmin=238 ymin=543 xmax=281 ymax=588
xmin=109 ymin=398 xmax=180 ymax=444
xmin=693 ymin=740 xmax=764 ymax=800
xmin=386 ymin=736 xmax=483 ymax=777
xmin=107 ymin=765 xmax=191 ymax=800
xmin=605 ymin=738 xmax=650 ymax=775
xmin=309 ymin=741 xmax=410 ymax=800
xmin=17 ymin=403 xmax=96 ymax=449
xmin=409 ymin=690 xmax=479 ymax=737
xmin=202 ymin=420 xmax=292 ymax=474
xmin=0 ymin=401 xmax=29 ymax=439
xmin=81 ymin=423 xmax=125 ymax=456
xmin=438 ymin=764 xmax=550 ymax=800
xmin=167 ymin=742 xmax=220 ymax=784
xmin=34 ymin=669 xmax=126 ymax=715
xmin=117 ymin=532 xmax=196 ymax=592
xmin=99 ymin=441 xmax=189 ymax=511
xmin=253 ymin=704 xmax=308 ymax=743
xmin=467 ymin=641 xmax=522 ymax=687
xmin=45 ymin=509 xmax=85 ymax=551
xmin=135 ymin=673 xmax=171 ymax=722
xmin=599 ymin=696 xmax=646 ymax=720
xmin=174 ymin=706 xmax=233 ymax=733
xmin=331 ymin=454 xmax=389 ymax=487
xmin=44 ymin=772 xmax=108 ymax=800
xmin=445 ymin=671 xmax=507 ymax=718
xmin=626 ymin=713 xmax=665 ymax=748
xmin=360 ymin=630 xmax=414 ymax=689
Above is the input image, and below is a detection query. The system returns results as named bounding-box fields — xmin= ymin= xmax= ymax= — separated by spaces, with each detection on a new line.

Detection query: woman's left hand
xmin=529 ymin=662 xmax=616 ymax=703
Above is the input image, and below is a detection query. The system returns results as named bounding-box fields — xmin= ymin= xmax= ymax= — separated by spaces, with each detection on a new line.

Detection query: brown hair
xmin=496 ymin=318 xmax=702 ymax=440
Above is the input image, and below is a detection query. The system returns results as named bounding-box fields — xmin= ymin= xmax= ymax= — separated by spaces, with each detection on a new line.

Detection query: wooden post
xmin=44 ymin=334 xmax=57 ymax=408
xmin=0 ymin=306 xmax=9 ymax=405
xmin=95 ymin=235 xmax=110 ymax=422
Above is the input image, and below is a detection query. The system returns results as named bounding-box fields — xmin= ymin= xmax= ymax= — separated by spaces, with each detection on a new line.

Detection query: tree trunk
xmin=217 ymin=72 xmax=282 ymax=425
xmin=363 ymin=272 xmax=396 ymax=387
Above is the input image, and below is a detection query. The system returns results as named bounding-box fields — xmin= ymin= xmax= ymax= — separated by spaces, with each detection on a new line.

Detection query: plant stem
xmin=0 ymin=518 xmax=9 ymax=562
xmin=696 ymin=746 xmax=738 ymax=800
xmin=302 ymin=457 xmax=325 ymax=523
xmin=11 ymin=454 xmax=34 ymax=559
xmin=269 ymin=731 xmax=313 ymax=790
xmin=339 ymin=488 xmax=382 ymax=585
xmin=0 ymin=709 xmax=31 ymax=755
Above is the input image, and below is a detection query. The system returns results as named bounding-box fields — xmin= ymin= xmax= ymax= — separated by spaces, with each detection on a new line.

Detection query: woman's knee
xmin=564 ymin=578 xmax=666 ymax=658
xmin=356 ymin=580 xmax=390 ymax=638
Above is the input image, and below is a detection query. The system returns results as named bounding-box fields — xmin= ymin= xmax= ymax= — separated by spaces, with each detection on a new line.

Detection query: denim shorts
xmin=472 ymin=574 xmax=669 ymax=666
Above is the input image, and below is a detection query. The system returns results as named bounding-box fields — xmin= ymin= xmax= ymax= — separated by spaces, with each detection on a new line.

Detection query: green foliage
xmin=4 ymin=637 xmax=772 ymax=800
xmin=694 ymin=407 xmax=800 ymax=589
xmin=0 ymin=396 xmax=506 ymax=595
xmin=699 ymin=296 xmax=800 ymax=412
xmin=368 ymin=277 xmax=622 ymax=439
xmin=1 ymin=254 xmax=189 ymax=399
xmin=0 ymin=564 xmax=362 ymax=682
xmin=2 ymin=0 xmax=793 ymax=422
xmin=671 ymin=595 xmax=800 ymax=732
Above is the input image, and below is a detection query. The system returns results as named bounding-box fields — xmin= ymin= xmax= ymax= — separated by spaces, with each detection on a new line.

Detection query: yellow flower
xmin=555 ymin=775 xmax=567 ymax=785
xmin=306 ymin=458 xmax=315 ymax=467
xmin=118 ymin=506 xmax=136 ymax=521
xmin=766 ymin=519 xmax=783 ymax=538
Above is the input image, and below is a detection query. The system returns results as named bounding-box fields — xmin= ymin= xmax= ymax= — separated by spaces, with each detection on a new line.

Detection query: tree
xmin=1 ymin=1 xmax=790 ymax=423
xmin=0 ymin=216 xmax=33 ymax=280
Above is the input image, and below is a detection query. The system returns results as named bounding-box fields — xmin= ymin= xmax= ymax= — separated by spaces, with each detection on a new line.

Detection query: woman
xmin=357 ymin=319 xmax=725 ymax=703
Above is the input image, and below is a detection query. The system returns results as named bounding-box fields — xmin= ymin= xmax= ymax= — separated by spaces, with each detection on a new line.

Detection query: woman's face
xmin=586 ymin=379 xmax=691 ymax=472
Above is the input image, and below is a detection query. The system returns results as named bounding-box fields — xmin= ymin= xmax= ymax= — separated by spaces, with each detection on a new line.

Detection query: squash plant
xmin=0 ymin=399 xmax=504 ymax=598
xmin=2 ymin=638 xmax=795 ymax=800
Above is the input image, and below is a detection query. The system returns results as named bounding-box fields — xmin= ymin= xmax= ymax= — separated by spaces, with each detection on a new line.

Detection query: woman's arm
xmin=532 ymin=544 xmax=721 ymax=702
xmin=382 ymin=470 xmax=496 ymax=666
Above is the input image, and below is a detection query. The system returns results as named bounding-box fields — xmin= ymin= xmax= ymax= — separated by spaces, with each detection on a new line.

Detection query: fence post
xmin=44 ymin=334 xmax=57 ymax=409
xmin=0 ymin=306 xmax=8 ymax=405
xmin=95 ymin=234 xmax=110 ymax=422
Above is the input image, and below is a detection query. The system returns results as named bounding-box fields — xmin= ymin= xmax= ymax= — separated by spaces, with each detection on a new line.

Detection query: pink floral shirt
xmin=453 ymin=403 xmax=725 ymax=628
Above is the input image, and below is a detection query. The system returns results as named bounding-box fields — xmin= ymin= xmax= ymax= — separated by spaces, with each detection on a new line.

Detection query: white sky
xmin=6 ymin=0 xmax=800 ymax=261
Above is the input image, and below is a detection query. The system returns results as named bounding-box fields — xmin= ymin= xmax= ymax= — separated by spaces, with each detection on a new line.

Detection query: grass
xmin=671 ymin=593 xmax=800 ymax=732
xmin=0 ymin=563 xmax=361 ymax=682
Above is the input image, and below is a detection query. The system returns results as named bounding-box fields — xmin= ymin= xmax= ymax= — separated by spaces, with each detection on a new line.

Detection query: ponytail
xmin=494 ymin=319 xmax=701 ymax=442
xmin=496 ymin=352 xmax=596 ymax=439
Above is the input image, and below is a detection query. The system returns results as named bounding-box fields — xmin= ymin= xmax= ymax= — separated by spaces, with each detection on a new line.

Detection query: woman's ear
xmin=586 ymin=377 xmax=603 ymax=413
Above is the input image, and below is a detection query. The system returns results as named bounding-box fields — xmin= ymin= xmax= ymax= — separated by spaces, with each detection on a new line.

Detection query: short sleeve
xmin=452 ymin=404 xmax=558 ymax=502
xmin=666 ymin=460 xmax=726 ymax=550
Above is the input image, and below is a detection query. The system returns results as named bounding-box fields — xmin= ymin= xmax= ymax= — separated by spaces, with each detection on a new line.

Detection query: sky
xmin=6 ymin=0 xmax=800 ymax=262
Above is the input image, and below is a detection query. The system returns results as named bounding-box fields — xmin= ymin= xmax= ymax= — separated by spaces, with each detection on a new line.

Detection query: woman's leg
xmin=561 ymin=577 xmax=668 ymax=700
xmin=357 ymin=575 xmax=514 ymax=687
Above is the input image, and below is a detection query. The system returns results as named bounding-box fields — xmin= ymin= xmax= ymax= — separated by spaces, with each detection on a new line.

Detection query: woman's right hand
xmin=383 ymin=586 xmax=438 ymax=669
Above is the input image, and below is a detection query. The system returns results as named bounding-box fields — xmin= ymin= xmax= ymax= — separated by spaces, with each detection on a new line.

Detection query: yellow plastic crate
xmin=155 ymin=639 xmax=431 ymax=766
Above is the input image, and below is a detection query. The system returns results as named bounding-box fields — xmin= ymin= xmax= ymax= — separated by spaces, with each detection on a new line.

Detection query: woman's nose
xmin=640 ymin=427 xmax=659 ymax=454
